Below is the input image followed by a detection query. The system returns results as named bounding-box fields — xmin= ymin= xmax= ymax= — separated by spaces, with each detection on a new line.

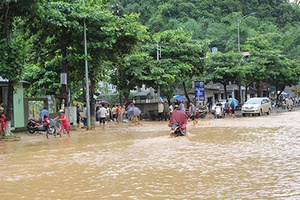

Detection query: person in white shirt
xmin=169 ymin=104 xmax=174 ymax=115
xmin=111 ymin=105 xmax=117 ymax=122
xmin=97 ymin=104 xmax=107 ymax=129
xmin=158 ymin=102 xmax=164 ymax=121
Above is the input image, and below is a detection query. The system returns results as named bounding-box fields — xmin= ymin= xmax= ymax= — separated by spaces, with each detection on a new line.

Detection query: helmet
xmin=59 ymin=109 xmax=64 ymax=113
xmin=174 ymin=105 xmax=179 ymax=109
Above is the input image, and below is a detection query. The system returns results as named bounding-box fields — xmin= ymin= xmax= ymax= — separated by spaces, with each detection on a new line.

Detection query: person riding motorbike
xmin=168 ymin=105 xmax=188 ymax=133
xmin=40 ymin=107 xmax=49 ymax=123
xmin=215 ymin=101 xmax=224 ymax=118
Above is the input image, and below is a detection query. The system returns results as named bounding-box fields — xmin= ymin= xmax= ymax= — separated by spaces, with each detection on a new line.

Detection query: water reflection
xmin=0 ymin=113 xmax=300 ymax=199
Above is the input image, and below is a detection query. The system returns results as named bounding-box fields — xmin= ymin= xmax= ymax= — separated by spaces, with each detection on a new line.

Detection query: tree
xmin=243 ymin=33 xmax=300 ymax=100
xmin=22 ymin=0 xmax=146 ymax=128
xmin=281 ymin=23 xmax=300 ymax=61
xmin=269 ymin=58 xmax=300 ymax=104
xmin=204 ymin=51 xmax=242 ymax=99
xmin=0 ymin=1 xmax=39 ymax=136
xmin=152 ymin=29 xmax=208 ymax=102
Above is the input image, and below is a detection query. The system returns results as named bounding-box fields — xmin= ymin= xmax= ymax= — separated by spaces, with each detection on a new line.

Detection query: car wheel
xmin=259 ymin=109 xmax=263 ymax=116
xmin=267 ymin=108 xmax=271 ymax=115
xmin=242 ymin=113 xmax=246 ymax=117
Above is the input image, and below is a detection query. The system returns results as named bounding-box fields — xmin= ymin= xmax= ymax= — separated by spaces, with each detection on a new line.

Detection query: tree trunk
xmin=183 ymin=81 xmax=190 ymax=105
xmin=3 ymin=81 xmax=14 ymax=136
xmin=223 ymin=83 xmax=227 ymax=99
xmin=238 ymin=85 xmax=242 ymax=103
xmin=245 ymin=87 xmax=248 ymax=102
xmin=245 ymin=83 xmax=252 ymax=102
xmin=90 ymin=77 xmax=96 ymax=129
xmin=123 ymin=89 xmax=130 ymax=102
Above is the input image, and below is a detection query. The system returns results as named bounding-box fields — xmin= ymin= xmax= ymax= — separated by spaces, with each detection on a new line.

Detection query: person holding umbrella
xmin=127 ymin=103 xmax=142 ymax=124
xmin=228 ymin=98 xmax=238 ymax=118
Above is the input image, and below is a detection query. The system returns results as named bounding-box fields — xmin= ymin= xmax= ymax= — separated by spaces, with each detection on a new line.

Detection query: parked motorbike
xmin=197 ymin=109 xmax=207 ymax=119
xmin=169 ymin=122 xmax=186 ymax=137
xmin=26 ymin=116 xmax=59 ymax=138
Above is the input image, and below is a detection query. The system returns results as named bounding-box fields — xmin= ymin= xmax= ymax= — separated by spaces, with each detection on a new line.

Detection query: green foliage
xmin=240 ymin=32 xmax=300 ymax=97
xmin=22 ymin=63 xmax=61 ymax=97
xmin=1 ymin=0 xmax=300 ymax=108
xmin=204 ymin=51 xmax=242 ymax=86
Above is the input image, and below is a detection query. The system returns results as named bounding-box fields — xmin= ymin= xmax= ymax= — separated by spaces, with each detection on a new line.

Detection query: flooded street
xmin=1 ymin=110 xmax=300 ymax=199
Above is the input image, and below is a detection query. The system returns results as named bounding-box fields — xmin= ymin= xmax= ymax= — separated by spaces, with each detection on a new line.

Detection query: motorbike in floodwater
xmin=169 ymin=122 xmax=186 ymax=137
xmin=214 ymin=105 xmax=224 ymax=119
xmin=168 ymin=109 xmax=188 ymax=137
xmin=197 ymin=109 xmax=207 ymax=119
xmin=27 ymin=116 xmax=60 ymax=138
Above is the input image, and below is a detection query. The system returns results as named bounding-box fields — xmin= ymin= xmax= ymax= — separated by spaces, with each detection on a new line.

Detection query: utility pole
xmin=157 ymin=42 xmax=161 ymax=104
xmin=83 ymin=0 xmax=91 ymax=129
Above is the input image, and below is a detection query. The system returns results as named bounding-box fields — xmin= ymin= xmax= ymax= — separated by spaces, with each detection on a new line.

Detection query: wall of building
xmin=13 ymin=82 xmax=25 ymax=129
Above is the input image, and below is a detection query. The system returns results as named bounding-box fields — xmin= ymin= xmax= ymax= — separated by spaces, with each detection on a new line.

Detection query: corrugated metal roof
xmin=0 ymin=76 xmax=30 ymax=84
xmin=133 ymin=92 xmax=150 ymax=97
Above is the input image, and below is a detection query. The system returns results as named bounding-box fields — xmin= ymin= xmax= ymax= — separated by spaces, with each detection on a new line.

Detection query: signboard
xmin=194 ymin=81 xmax=205 ymax=101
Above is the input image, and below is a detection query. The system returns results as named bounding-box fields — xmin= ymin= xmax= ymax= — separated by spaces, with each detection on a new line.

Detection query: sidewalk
xmin=206 ymin=106 xmax=299 ymax=119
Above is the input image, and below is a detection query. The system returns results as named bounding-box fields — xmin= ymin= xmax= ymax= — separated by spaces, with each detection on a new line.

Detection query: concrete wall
xmin=13 ymin=82 xmax=25 ymax=129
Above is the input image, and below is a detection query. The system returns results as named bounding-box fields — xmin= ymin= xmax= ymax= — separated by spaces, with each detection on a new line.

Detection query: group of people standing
xmin=85 ymin=103 xmax=142 ymax=129
xmin=159 ymin=100 xmax=198 ymax=124
xmin=158 ymin=101 xmax=170 ymax=121
xmin=215 ymin=100 xmax=236 ymax=118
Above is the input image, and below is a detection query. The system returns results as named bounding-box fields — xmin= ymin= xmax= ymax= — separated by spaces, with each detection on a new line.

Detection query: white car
xmin=241 ymin=97 xmax=272 ymax=117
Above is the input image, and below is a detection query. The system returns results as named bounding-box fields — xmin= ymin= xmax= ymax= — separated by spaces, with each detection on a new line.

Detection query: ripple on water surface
xmin=0 ymin=118 xmax=299 ymax=199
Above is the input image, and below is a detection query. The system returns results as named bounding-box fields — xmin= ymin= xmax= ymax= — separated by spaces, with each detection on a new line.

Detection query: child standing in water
xmin=0 ymin=107 xmax=6 ymax=137
xmin=55 ymin=109 xmax=70 ymax=137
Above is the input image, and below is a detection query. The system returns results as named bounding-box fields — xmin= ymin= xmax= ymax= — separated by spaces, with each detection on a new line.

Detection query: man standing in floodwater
xmin=158 ymin=101 xmax=164 ymax=121
xmin=179 ymin=100 xmax=186 ymax=114
xmin=83 ymin=104 xmax=87 ymax=126
xmin=163 ymin=101 xmax=169 ymax=121
xmin=189 ymin=102 xmax=198 ymax=125
xmin=97 ymin=104 xmax=107 ymax=129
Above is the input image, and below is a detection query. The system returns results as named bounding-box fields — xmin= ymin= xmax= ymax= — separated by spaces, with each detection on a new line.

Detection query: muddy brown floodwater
xmin=0 ymin=110 xmax=300 ymax=199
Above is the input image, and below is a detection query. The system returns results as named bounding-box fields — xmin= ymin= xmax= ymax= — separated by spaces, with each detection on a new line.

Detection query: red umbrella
xmin=98 ymin=101 xmax=109 ymax=105
xmin=123 ymin=100 xmax=131 ymax=107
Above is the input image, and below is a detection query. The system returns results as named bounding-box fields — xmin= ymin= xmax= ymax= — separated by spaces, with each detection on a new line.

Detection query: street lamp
xmin=237 ymin=12 xmax=256 ymax=52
